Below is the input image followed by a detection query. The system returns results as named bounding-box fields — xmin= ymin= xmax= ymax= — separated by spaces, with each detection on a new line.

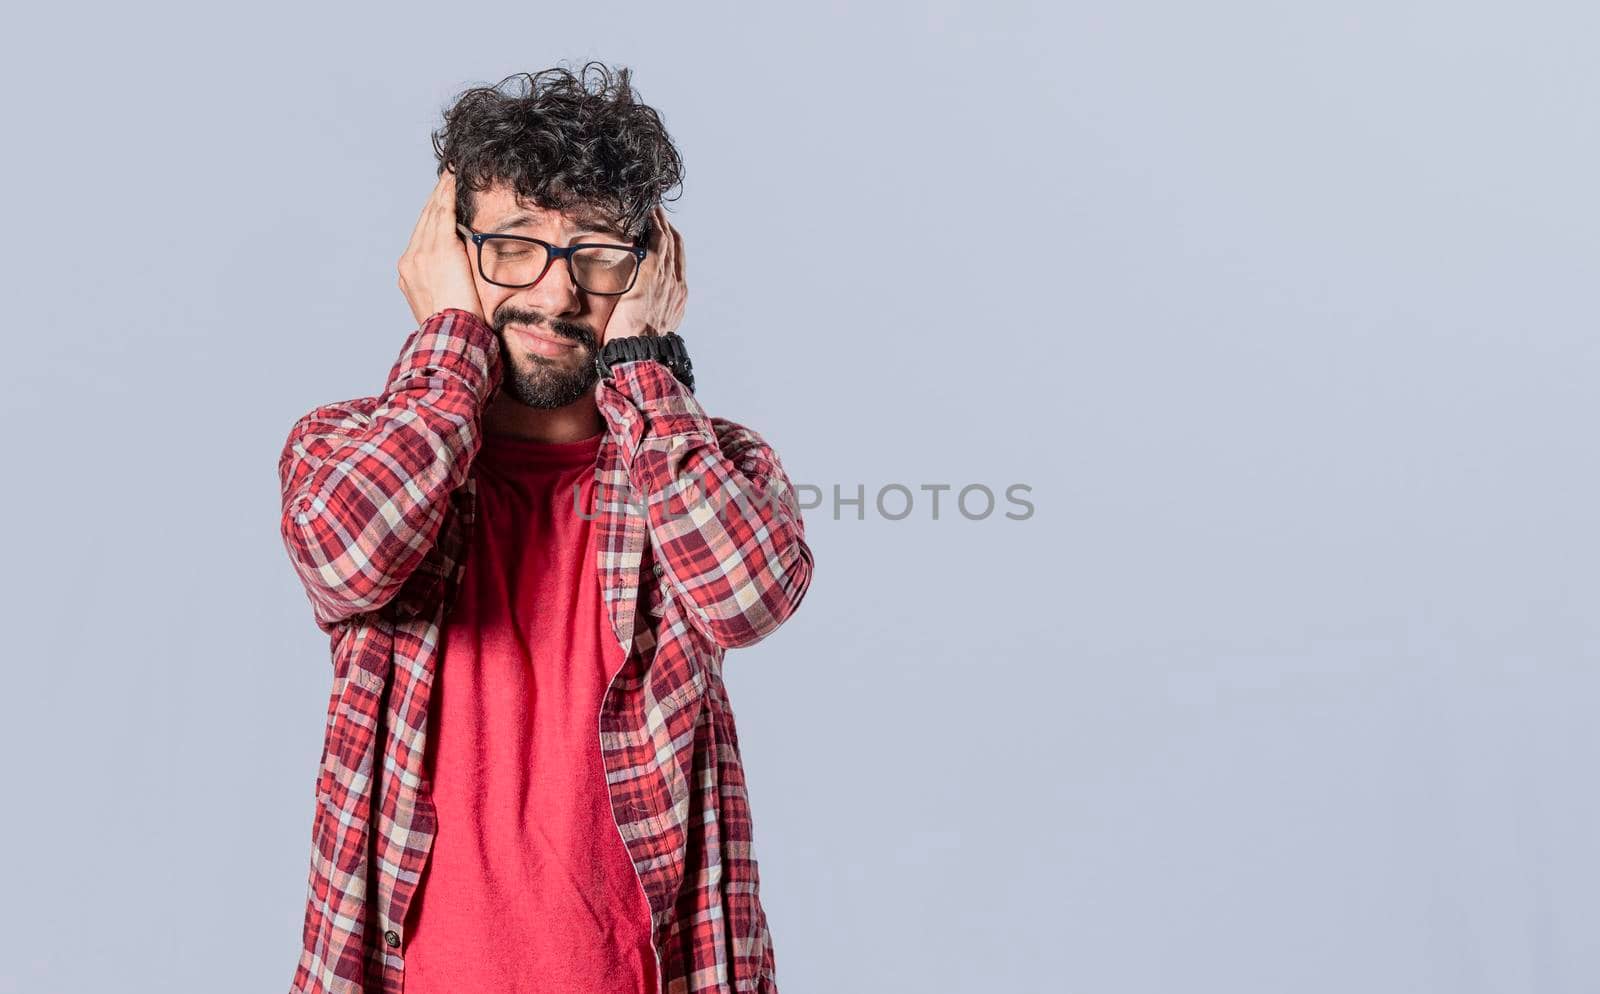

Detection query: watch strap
xmin=598 ymin=332 xmax=696 ymax=393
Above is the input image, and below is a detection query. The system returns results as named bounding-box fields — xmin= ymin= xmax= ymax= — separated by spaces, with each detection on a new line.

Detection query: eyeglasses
xmin=456 ymin=222 xmax=647 ymax=296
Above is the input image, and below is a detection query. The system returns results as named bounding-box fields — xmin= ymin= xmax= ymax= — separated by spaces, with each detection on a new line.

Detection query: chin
xmin=503 ymin=362 xmax=599 ymax=410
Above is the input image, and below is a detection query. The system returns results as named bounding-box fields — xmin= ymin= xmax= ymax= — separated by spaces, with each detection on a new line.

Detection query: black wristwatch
xmin=596 ymin=331 xmax=696 ymax=394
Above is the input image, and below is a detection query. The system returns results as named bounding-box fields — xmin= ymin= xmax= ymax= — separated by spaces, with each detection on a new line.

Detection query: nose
xmin=516 ymin=258 xmax=584 ymax=316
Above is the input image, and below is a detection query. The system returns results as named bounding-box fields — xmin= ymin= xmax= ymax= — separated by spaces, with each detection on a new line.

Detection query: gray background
xmin=3 ymin=1 xmax=1596 ymax=992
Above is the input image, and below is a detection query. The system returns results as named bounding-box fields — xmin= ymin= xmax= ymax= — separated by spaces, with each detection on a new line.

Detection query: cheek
xmin=478 ymin=279 xmax=512 ymax=314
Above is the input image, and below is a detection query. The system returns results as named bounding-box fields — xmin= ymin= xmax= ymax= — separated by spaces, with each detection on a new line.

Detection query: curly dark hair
xmin=431 ymin=62 xmax=683 ymax=246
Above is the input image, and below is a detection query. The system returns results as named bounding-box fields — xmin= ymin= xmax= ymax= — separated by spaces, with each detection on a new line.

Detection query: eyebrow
xmin=489 ymin=209 xmax=625 ymax=239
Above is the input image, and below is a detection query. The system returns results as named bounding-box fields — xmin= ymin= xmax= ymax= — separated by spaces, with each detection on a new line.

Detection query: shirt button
xmin=652 ymin=563 xmax=665 ymax=577
xmin=384 ymin=930 xmax=401 ymax=948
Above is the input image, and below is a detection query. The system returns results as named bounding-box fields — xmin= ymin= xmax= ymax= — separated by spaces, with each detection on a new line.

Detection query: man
xmin=277 ymin=64 xmax=814 ymax=994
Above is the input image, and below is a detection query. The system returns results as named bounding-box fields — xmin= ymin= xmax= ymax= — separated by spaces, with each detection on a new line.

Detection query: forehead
xmin=473 ymin=184 xmax=621 ymax=236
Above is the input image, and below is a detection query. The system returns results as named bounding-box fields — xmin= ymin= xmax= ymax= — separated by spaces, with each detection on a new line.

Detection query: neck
xmin=482 ymin=391 xmax=604 ymax=444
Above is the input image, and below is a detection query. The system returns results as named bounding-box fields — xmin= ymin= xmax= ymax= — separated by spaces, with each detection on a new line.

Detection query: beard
xmin=493 ymin=315 xmax=600 ymax=409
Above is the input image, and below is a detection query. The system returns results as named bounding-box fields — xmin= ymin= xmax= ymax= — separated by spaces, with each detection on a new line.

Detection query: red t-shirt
xmin=401 ymin=427 xmax=658 ymax=994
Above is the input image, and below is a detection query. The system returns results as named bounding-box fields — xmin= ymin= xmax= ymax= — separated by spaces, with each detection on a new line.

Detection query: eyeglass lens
xmin=479 ymin=239 xmax=638 ymax=293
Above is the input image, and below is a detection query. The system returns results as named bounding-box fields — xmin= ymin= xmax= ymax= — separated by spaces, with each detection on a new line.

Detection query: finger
xmin=436 ymin=167 xmax=457 ymax=210
xmin=406 ymin=169 xmax=451 ymax=254
xmin=656 ymin=206 xmax=674 ymax=281
xmin=418 ymin=191 xmax=441 ymax=249
xmin=671 ymin=217 xmax=684 ymax=285
xmin=659 ymin=207 xmax=680 ymax=285
xmin=405 ymin=184 xmax=436 ymax=253
xmin=426 ymin=168 xmax=458 ymax=235
xmin=647 ymin=204 xmax=663 ymax=258
xmin=421 ymin=172 xmax=458 ymax=247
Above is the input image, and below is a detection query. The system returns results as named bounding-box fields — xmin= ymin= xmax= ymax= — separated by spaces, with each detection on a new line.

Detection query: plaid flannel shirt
xmin=276 ymin=308 xmax=814 ymax=994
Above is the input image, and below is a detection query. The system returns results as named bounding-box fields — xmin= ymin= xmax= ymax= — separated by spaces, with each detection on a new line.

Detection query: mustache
xmin=494 ymin=313 xmax=596 ymax=349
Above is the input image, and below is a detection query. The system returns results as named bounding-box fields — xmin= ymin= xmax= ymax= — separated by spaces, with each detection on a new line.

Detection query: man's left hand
xmin=602 ymin=204 xmax=686 ymax=344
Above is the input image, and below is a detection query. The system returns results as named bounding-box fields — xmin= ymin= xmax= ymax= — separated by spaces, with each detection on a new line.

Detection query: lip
xmin=509 ymin=324 xmax=582 ymax=356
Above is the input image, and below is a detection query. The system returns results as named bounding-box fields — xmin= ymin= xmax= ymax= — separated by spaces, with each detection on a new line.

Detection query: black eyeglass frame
xmin=455 ymin=222 xmax=648 ymax=296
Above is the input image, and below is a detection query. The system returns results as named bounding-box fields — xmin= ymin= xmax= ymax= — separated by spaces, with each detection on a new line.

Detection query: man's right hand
xmin=398 ymin=166 xmax=487 ymax=328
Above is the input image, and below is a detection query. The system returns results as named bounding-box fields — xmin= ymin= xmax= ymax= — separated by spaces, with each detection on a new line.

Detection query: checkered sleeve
xmin=597 ymin=357 xmax=815 ymax=649
xmin=277 ymin=308 xmax=502 ymax=632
